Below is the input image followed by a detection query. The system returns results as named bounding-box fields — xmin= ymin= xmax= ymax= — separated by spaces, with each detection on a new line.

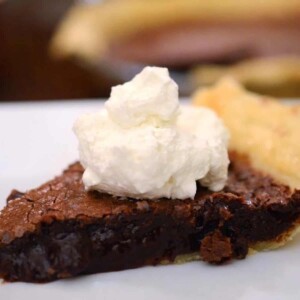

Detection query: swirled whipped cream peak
xmin=74 ymin=66 xmax=229 ymax=200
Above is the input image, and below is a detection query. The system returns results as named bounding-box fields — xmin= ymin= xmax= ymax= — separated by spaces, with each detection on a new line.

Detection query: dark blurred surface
xmin=0 ymin=0 xmax=112 ymax=101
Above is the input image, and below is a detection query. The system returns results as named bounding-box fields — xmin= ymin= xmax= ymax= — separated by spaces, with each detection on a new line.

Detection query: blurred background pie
xmin=1 ymin=0 xmax=300 ymax=100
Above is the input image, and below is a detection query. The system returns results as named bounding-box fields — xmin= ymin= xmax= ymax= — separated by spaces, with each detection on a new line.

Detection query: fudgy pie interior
xmin=0 ymin=152 xmax=300 ymax=283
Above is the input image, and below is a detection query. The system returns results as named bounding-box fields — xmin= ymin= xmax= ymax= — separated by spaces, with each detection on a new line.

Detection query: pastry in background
xmin=190 ymin=57 xmax=300 ymax=98
xmin=51 ymin=0 xmax=300 ymax=96
xmin=193 ymin=78 xmax=300 ymax=189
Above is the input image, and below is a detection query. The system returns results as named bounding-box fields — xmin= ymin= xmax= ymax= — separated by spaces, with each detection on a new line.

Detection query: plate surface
xmin=1 ymin=99 xmax=300 ymax=300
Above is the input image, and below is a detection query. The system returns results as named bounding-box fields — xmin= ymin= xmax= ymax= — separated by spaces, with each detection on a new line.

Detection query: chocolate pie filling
xmin=0 ymin=153 xmax=300 ymax=282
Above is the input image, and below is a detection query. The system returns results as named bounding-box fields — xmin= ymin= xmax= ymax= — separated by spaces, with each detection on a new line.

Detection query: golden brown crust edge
xmin=192 ymin=78 xmax=300 ymax=190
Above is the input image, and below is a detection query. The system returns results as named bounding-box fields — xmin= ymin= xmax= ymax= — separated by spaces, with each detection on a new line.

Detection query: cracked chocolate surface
xmin=0 ymin=153 xmax=300 ymax=282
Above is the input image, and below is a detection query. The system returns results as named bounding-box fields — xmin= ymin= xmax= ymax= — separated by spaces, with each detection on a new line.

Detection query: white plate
xmin=1 ymin=99 xmax=300 ymax=300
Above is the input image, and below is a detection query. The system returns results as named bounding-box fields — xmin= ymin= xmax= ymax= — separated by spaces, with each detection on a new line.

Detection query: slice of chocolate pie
xmin=1 ymin=153 xmax=300 ymax=283
xmin=1 ymin=70 xmax=300 ymax=283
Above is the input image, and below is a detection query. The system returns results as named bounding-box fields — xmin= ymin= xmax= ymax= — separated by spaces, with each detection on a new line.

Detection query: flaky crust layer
xmin=193 ymin=78 xmax=300 ymax=189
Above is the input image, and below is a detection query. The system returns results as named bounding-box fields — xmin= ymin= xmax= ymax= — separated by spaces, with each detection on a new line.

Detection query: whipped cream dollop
xmin=74 ymin=67 xmax=229 ymax=200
